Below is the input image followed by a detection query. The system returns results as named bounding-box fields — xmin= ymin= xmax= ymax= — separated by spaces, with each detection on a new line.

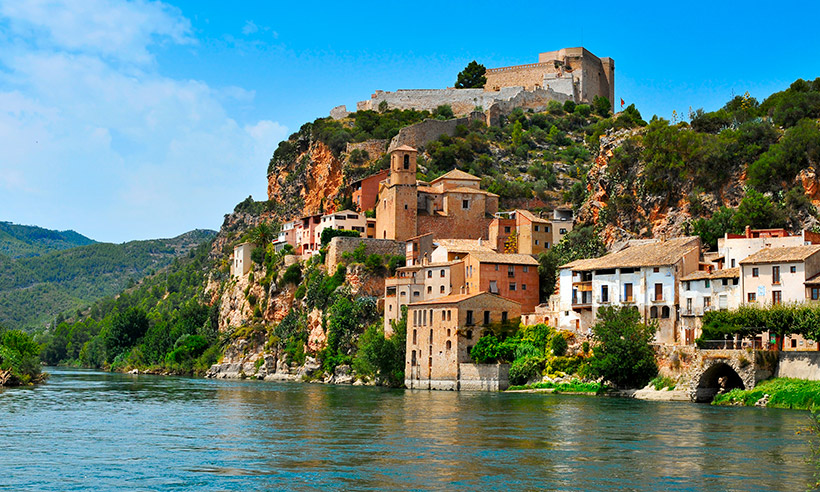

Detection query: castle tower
xmin=376 ymin=146 xmax=418 ymax=241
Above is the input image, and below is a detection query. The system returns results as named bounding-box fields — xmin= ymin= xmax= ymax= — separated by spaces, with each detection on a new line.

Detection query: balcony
xmin=651 ymin=297 xmax=666 ymax=303
xmin=681 ymin=308 xmax=704 ymax=317
xmin=620 ymin=296 xmax=635 ymax=304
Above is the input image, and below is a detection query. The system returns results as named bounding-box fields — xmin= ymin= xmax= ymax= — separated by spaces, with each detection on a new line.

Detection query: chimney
xmin=745 ymin=225 xmax=751 ymax=238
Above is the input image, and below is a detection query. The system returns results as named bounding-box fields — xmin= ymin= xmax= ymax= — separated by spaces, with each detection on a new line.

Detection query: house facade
xmin=558 ymin=236 xmax=701 ymax=344
xmin=314 ymin=210 xmax=368 ymax=246
xmin=488 ymin=209 xmax=552 ymax=254
xmin=405 ymin=292 xmax=521 ymax=390
xmin=463 ymin=252 xmax=540 ymax=312
xmin=231 ymin=242 xmax=254 ymax=278
xmin=383 ymin=260 xmax=465 ymax=334
xmin=678 ymin=268 xmax=740 ymax=344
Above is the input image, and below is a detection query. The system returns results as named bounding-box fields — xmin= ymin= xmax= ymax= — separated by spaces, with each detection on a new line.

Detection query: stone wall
xmin=330 ymin=105 xmax=351 ymax=120
xmin=775 ymin=351 xmax=820 ymax=380
xmin=346 ymin=139 xmax=388 ymax=158
xmin=459 ymin=363 xmax=511 ymax=391
xmin=325 ymin=237 xmax=405 ymax=271
xmin=486 ymin=87 xmax=573 ymax=126
xmin=357 ymin=87 xmax=524 ymax=115
xmin=388 ymin=113 xmax=484 ymax=152
xmin=485 ymin=62 xmax=562 ymax=91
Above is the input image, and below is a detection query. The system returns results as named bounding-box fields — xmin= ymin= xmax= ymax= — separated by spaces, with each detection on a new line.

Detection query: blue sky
xmin=1 ymin=0 xmax=819 ymax=243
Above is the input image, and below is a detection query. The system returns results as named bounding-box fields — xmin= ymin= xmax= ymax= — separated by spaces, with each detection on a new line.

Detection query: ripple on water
xmin=0 ymin=368 xmax=814 ymax=491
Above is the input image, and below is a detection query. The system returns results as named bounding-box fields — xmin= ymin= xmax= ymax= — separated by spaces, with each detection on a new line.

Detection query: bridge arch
xmin=694 ymin=362 xmax=745 ymax=403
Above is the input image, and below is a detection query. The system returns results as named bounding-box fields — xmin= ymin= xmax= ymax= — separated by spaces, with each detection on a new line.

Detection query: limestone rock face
xmin=267 ymin=140 xmax=345 ymax=218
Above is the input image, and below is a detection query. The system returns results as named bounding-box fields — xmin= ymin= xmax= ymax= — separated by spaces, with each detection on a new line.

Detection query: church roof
xmin=392 ymin=145 xmax=417 ymax=152
xmin=431 ymin=169 xmax=481 ymax=183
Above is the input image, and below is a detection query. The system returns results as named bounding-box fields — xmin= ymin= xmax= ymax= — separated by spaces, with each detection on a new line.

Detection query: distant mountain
xmin=0 ymin=221 xmax=97 ymax=258
xmin=0 ymin=228 xmax=217 ymax=331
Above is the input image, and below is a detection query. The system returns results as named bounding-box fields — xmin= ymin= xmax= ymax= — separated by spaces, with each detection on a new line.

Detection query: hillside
xmin=0 ymin=221 xmax=96 ymax=258
xmin=0 ymin=229 xmax=216 ymax=331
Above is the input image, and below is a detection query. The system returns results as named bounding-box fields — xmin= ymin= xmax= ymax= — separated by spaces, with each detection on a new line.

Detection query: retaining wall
xmin=325 ymin=237 xmax=405 ymax=271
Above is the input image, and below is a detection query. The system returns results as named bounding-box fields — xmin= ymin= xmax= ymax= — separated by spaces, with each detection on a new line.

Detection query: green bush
xmin=0 ymin=328 xmax=42 ymax=384
xmin=509 ymin=356 xmax=545 ymax=386
xmin=550 ymin=333 xmax=568 ymax=356
xmin=320 ymin=228 xmax=360 ymax=247
xmin=281 ymin=264 xmax=302 ymax=285
xmin=588 ymin=306 xmax=658 ymax=388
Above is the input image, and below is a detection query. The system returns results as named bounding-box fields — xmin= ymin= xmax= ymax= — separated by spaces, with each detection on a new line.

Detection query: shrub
xmin=509 ymin=356 xmax=545 ymax=386
xmin=281 ymin=264 xmax=302 ymax=285
xmin=550 ymin=333 xmax=568 ymax=356
xmin=320 ymin=228 xmax=360 ymax=247
xmin=588 ymin=306 xmax=658 ymax=388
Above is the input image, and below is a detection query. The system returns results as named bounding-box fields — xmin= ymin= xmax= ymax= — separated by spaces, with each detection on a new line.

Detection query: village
xmin=222 ymin=47 xmax=820 ymax=396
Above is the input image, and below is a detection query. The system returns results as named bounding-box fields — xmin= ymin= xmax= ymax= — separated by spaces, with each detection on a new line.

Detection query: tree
xmin=588 ymin=306 xmax=658 ymax=388
xmin=0 ymin=328 xmax=42 ymax=384
xmin=454 ymin=60 xmax=487 ymax=89
xmin=249 ymin=222 xmax=274 ymax=246
xmin=105 ymin=307 xmax=149 ymax=359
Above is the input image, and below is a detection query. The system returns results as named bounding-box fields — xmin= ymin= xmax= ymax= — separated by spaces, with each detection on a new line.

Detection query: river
xmin=0 ymin=368 xmax=814 ymax=491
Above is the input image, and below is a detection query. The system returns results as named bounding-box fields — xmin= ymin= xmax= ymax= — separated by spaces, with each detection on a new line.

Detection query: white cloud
xmin=241 ymin=20 xmax=258 ymax=35
xmin=0 ymin=0 xmax=287 ymax=242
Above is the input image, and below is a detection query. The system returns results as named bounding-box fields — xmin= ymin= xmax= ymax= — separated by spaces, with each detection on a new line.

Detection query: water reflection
xmin=0 ymin=368 xmax=813 ymax=491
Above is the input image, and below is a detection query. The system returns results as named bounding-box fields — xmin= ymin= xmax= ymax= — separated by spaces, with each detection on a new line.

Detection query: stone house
xmin=678 ymin=268 xmax=740 ymax=344
xmin=740 ymin=245 xmax=820 ymax=351
xmin=405 ymin=292 xmax=521 ymax=391
xmin=558 ymin=236 xmax=701 ymax=344
xmin=488 ymin=209 xmax=552 ymax=254
xmin=549 ymin=206 xmax=574 ymax=247
xmin=463 ymin=252 xmax=540 ymax=313
xmin=717 ymin=227 xmax=820 ymax=269
xmin=383 ymin=260 xmax=465 ymax=335
xmin=231 ymin=242 xmax=255 ymax=278
xmin=374 ymin=146 xmax=498 ymax=242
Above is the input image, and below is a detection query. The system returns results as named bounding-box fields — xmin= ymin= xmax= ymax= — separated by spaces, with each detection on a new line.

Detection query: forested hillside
xmin=0 ymin=229 xmax=216 ymax=331
xmin=0 ymin=222 xmax=95 ymax=258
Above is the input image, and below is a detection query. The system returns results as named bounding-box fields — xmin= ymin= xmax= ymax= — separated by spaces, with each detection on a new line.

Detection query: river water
xmin=0 ymin=368 xmax=814 ymax=491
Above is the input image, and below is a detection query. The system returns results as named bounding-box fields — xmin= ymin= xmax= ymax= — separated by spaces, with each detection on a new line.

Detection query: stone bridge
xmin=686 ymin=349 xmax=777 ymax=402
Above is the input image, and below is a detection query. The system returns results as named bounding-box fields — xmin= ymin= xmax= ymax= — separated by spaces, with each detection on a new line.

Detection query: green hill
xmin=0 ymin=229 xmax=216 ymax=331
xmin=0 ymin=221 xmax=96 ymax=258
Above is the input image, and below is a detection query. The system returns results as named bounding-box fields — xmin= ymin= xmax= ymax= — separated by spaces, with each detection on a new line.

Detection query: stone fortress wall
xmin=330 ymin=47 xmax=614 ymax=123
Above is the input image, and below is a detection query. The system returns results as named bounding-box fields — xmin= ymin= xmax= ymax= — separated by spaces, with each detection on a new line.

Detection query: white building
xmin=231 ymin=242 xmax=255 ymax=278
xmin=679 ymin=268 xmax=740 ymax=344
xmin=717 ymin=227 xmax=820 ymax=269
xmin=314 ymin=210 xmax=368 ymax=246
xmin=558 ymin=236 xmax=701 ymax=344
xmin=273 ymin=220 xmax=299 ymax=252
xmin=429 ymin=238 xmax=495 ymax=263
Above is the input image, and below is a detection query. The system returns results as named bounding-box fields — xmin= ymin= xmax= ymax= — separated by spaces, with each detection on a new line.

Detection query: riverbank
xmin=712 ymin=378 xmax=820 ymax=411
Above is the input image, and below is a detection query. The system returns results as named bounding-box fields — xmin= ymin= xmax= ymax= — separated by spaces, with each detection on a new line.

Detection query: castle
xmin=334 ymin=47 xmax=614 ymax=120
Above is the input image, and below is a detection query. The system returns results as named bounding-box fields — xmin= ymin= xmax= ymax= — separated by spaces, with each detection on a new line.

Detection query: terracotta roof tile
xmin=466 ymin=252 xmax=539 ymax=266
xmin=561 ymin=236 xmax=701 ymax=271
xmin=408 ymin=291 xmax=521 ymax=307
xmin=431 ymin=169 xmax=481 ymax=182
xmin=740 ymin=245 xmax=820 ymax=265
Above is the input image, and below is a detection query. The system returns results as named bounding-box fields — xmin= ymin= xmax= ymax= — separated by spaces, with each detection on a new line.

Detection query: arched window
xmin=446 ymin=340 xmax=452 ymax=350
xmin=661 ymin=306 xmax=671 ymax=319
xmin=447 ymin=329 xmax=451 ymax=337
xmin=412 ymin=329 xmax=417 ymax=344
xmin=403 ymin=154 xmax=410 ymax=169
xmin=429 ymin=329 xmax=433 ymax=344
xmin=650 ymin=306 xmax=658 ymax=319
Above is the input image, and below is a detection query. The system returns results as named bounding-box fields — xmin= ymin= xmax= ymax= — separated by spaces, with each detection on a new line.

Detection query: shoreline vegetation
xmin=712 ymin=378 xmax=820 ymax=411
xmin=0 ymin=328 xmax=46 ymax=387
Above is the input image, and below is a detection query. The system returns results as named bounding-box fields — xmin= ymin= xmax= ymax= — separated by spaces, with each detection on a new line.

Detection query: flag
xmin=620 ymin=98 xmax=625 ymax=108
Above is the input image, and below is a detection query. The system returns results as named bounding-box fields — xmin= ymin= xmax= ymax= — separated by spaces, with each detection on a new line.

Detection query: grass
xmin=712 ymin=378 xmax=820 ymax=411
xmin=649 ymin=375 xmax=676 ymax=390
xmin=508 ymin=379 xmax=604 ymax=394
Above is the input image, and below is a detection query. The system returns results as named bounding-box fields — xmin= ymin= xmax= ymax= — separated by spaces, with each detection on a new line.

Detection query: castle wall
xmin=346 ymin=139 xmax=388 ymax=159
xmin=357 ymin=87 xmax=525 ymax=115
xmin=485 ymin=62 xmax=560 ymax=91
xmin=388 ymin=113 xmax=484 ymax=152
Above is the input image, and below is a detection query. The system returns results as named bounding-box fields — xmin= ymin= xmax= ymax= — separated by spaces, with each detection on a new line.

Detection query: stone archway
xmin=693 ymin=362 xmax=745 ymax=403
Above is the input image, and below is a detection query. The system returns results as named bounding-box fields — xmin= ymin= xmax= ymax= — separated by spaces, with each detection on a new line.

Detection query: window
xmin=413 ymin=291 xmax=420 ymax=297
xmin=601 ymin=285 xmax=609 ymax=303
xmin=791 ymin=266 xmax=797 ymax=274
xmin=413 ymin=311 xmax=418 ymax=326
xmin=704 ymin=280 xmax=710 ymax=288
xmin=441 ymin=310 xmax=446 ymax=321
xmin=502 ymin=311 xmax=508 ymax=323
xmin=535 ymin=240 xmax=539 ymax=246
xmin=773 ymin=266 xmax=781 ymax=285
xmin=495 ymin=264 xmax=499 ymax=271
xmin=661 ymin=306 xmax=670 ymax=318
xmin=534 ymin=225 xmax=540 ymax=232
xmin=773 ymin=290 xmax=782 ymax=305
xmin=427 ymin=286 xmax=432 ymax=294
xmin=484 ymin=311 xmax=490 ymax=325
xmin=722 ymin=279 xmax=728 ymax=286
xmin=422 ymin=310 xmax=427 ymax=326
xmin=489 ymin=280 xmax=498 ymax=294
xmin=733 ymin=278 xmax=738 ymax=285
xmin=466 ymin=330 xmax=473 ymax=340
xmin=440 ymin=285 xmax=445 ymax=294
xmin=624 ymin=283 xmax=633 ymax=302
xmin=429 ymin=329 xmax=433 ymax=344
xmin=412 ymin=330 xmax=417 ymax=344
xmin=504 ymin=226 xmax=511 ymax=233
xmin=685 ymin=281 xmax=690 ymax=291
xmin=508 ymin=265 xmax=515 ymax=277
xmin=650 ymin=306 xmax=658 ymax=319
xmin=510 ymin=282 xmax=516 ymax=291
xmin=522 ymin=284 xmax=527 ymax=291
xmin=654 ymin=283 xmax=663 ymax=301
xmin=748 ymin=292 xmax=756 ymax=302
xmin=792 ymin=338 xmax=798 ymax=349
xmin=560 ymin=228 xmax=567 ymax=234
xmin=686 ymin=298 xmax=692 ymax=312
xmin=427 ymin=270 xmax=432 ymax=278
xmin=731 ymin=259 xmax=736 ymax=267
xmin=440 ymin=269 xmax=445 ymax=277
xmin=466 ymin=311 xmax=474 ymax=325
xmin=704 ymin=297 xmax=711 ymax=309
xmin=813 ymin=288 xmax=820 ymax=301
xmin=752 ymin=268 xmax=759 ymax=277
xmin=446 ymin=340 xmax=452 ymax=350
xmin=462 ymin=199 xmax=469 ymax=209
xmin=403 ymin=154 xmax=410 ymax=169
xmin=653 ymin=267 xmax=660 ymax=273
xmin=447 ymin=310 xmax=452 ymax=321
